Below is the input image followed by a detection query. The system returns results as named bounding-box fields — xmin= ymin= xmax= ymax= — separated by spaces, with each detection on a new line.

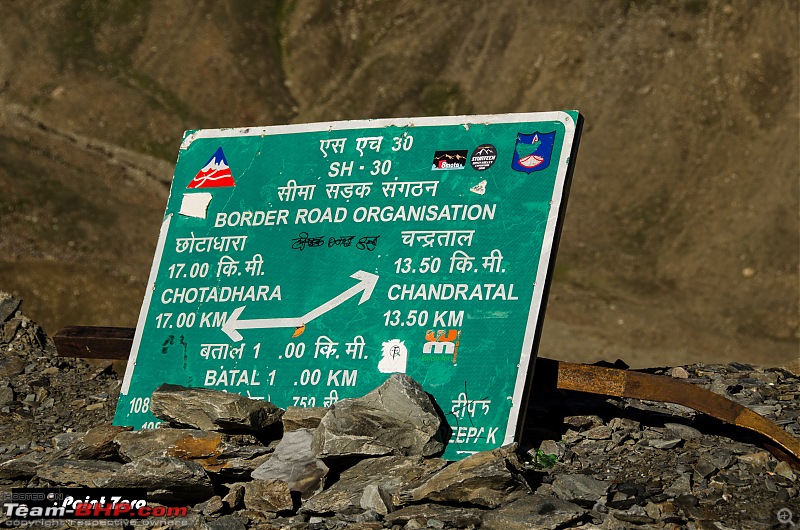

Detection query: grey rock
xmin=627 ymin=504 xmax=649 ymax=517
xmin=750 ymin=404 xmax=781 ymax=417
xmin=665 ymin=473 xmax=692 ymax=497
xmin=217 ymin=456 xmax=274 ymax=481
xmin=308 ymin=513 xmax=333 ymax=528
xmin=116 ymin=427 xmax=223 ymax=462
xmin=584 ymin=425 xmax=613 ymax=440
xmin=611 ymin=430 xmax=630 ymax=445
xmin=283 ymin=406 xmax=328 ymax=431
xmin=694 ymin=456 xmax=718 ymax=478
xmin=404 ymin=444 xmax=524 ymax=508
xmin=196 ymin=495 xmax=224 ymax=515
xmin=359 ymin=484 xmax=394 ymax=514
xmin=775 ymin=460 xmax=796 ymax=481
xmin=561 ymin=428 xmax=584 ymax=444
xmin=613 ymin=510 xmax=656 ymax=525
xmin=0 ymin=357 xmax=25 ymax=378
xmin=206 ymin=515 xmax=247 ymax=530
xmin=339 ymin=510 xmax=381 ymax=523
xmin=708 ymin=449 xmax=734 ymax=469
xmin=384 ymin=503 xmax=483 ymax=528
xmin=608 ymin=417 xmax=640 ymax=431
xmin=302 ymin=455 xmax=447 ymax=514
xmin=215 ymin=434 xmax=275 ymax=479
xmin=99 ymin=455 xmax=213 ymax=503
xmin=482 ymin=494 xmax=586 ymax=530
xmin=663 ymin=403 xmax=697 ymax=418
xmin=237 ymin=509 xmax=277 ymax=524
xmin=73 ymin=425 xmax=131 ymax=460
xmin=3 ymin=305 xmax=797 ymax=530
xmin=115 ymin=426 xmax=272 ymax=477
xmin=2 ymin=320 xmax=20 ymax=343
xmin=648 ymin=437 xmax=682 ymax=449
xmin=243 ymin=479 xmax=293 ymax=513
xmin=151 ymin=384 xmax=283 ymax=431
xmin=223 ymin=483 xmax=246 ymax=510
xmin=312 ymin=374 xmax=446 ymax=458
xmin=552 ymin=473 xmax=611 ymax=507
xmin=37 ymin=458 xmax=122 ymax=487
xmin=51 ymin=432 xmax=82 ymax=450
xmin=664 ymin=423 xmax=703 ymax=440
xmin=405 ymin=518 xmax=425 ymax=529
xmin=737 ymin=450 xmax=771 ymax=467
xmin=765 ymin=476 xmax=779 ymax=492
xmin=251 ymin=428 xmax=328 ymax=497
xmin=669 ymin=367 xmax=690 ymax=379
xmin=564 ymin=415 xmax=603 ymax=431
xmin=0 ymin=384 xmax=13 ymax=406
xmin=538 ymin=439 xmax=566 ymax=460
xmin=0 ymin=452 xmax=45 ymax=479
xmin=0 ymin=292 xmax=21 ymax=323
xmin=710 ymin=379 xmax=734 ymax=396
xmin=644 ymin=501 xmax=662 ymax=519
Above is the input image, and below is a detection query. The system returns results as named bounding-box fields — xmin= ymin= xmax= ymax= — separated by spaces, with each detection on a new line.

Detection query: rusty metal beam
xmin=54 ymin=326 xmax=800 ymax=468
xmin=547 ymin=358 xmax=800 ymax=469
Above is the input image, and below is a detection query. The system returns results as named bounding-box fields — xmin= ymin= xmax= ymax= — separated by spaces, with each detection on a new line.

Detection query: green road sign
xmin=114 ymin=112 xmax=583 ymax=459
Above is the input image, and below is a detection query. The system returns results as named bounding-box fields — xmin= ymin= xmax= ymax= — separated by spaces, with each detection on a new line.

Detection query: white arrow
xmin=221 ymin=270 xmax=379 ymax=342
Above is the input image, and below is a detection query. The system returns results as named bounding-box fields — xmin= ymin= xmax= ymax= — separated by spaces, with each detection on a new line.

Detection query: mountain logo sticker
xmin=511 ymin=132 xmax=556 ymax=174
xmin=187 ymin=147 xmax=236 ymax=188
xmin=431 ymin=150 xmax=468 ymax=171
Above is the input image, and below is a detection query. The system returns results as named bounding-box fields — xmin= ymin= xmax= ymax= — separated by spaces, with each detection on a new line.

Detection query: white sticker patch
xmin=378 ymin=339 xmax=408 ymax=374
xmin=470 ymin=180 xmax=487 ymax=195
xmin=179 ymin=192 xmax=213 ymax=219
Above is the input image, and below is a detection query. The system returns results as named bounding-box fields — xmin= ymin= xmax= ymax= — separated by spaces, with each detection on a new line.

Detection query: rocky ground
xmin=1 ymin=293 xmax=798 ymax=529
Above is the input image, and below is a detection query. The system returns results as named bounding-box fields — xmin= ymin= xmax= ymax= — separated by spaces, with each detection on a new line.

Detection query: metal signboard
xmin=114 ymin=111 xmax=583 ymax=459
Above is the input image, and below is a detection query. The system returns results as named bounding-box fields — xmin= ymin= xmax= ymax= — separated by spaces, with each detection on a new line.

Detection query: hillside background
xmin=0 ymin=0 xmax=797 ymax=368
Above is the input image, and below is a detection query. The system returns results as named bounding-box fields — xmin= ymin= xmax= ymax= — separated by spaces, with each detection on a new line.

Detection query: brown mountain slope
xmin=0 ymin=102 xmax=171 ymax=329
xmin=0 ymin=0 xmax=796 ymax=367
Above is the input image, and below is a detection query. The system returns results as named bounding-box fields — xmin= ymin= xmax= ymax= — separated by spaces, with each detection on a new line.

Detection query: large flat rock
xmin=98 ymin=455 xmax=213 ymax=504
xmin=404 ymin=444 xmax=524 ymax=508
xmin=115 ymin=428 xmax=272 ymax=477
xmin=312 ymin=374 xmax=446 ymax=458
xmin=36 ymin=458 xmax=122 ymax=487
xmin=302 ymin=455 xmax=447 ymax=515
xmin=0 ymin=453 xmax=44 ymax=479
xmin=482 ymin=495 xmax=586 ymax=530
xmin=150 ymin=384 xmax=283 ymax=431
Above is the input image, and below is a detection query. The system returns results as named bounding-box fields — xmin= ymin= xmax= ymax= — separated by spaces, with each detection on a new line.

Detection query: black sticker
xmin=470 ymin=144 xmax=497 ymax=171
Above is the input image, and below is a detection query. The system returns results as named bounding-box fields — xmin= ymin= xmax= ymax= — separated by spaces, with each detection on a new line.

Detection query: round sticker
xmin=470 ymin=144 xmax=497 ymax=171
